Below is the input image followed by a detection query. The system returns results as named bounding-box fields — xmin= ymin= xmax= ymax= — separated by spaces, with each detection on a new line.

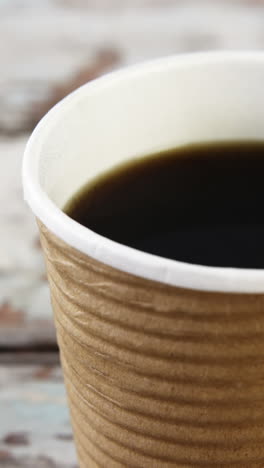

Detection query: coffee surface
xmin=65 ymin=141 xmax=264 ymax=268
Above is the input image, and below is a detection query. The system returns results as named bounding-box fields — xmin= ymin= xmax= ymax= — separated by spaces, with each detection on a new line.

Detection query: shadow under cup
xmin=23 ymin=53 xmax=264 ymax=467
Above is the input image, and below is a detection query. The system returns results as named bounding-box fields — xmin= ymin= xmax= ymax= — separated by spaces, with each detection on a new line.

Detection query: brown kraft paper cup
xmin=23 ymin=53 xmax=264 ymax=466
xmin=38 ymin=220 xmax=264 ymax=467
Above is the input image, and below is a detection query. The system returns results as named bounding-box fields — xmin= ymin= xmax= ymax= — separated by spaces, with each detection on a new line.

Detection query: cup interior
xmin=38 ymin=54 xmax=264 ymax=208
xmin=23 ymin=52 xmax=264 ymax=292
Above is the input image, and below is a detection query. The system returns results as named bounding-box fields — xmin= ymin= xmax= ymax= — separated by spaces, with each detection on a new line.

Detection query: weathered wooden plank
xmin=0 ymin=365 xmax=77 ymax=467
xmin=0 ymin=454 xmax=76 ymax=468
xmin=1 ymin=0 xmax=264 ymax=135
xmin=1 ymin=0 xmax=264 ymax=349
xmin=0 ymin=354 xmax=60 ymax=366
xmin=0 ymin=137 xmax=56 ymax=350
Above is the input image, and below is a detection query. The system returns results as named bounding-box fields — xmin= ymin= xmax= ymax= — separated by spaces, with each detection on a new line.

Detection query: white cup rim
xmin=23 ymin=51 xmax=264 ymax=293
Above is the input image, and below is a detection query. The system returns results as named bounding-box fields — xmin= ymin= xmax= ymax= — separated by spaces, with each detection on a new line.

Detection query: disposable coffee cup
xmin=23 ymin=52 xmax=264 ymax=467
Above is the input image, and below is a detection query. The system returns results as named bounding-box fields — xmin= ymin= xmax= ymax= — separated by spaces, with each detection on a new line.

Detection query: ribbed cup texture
xmin=39 ymin=221 xmax=264 ymax=467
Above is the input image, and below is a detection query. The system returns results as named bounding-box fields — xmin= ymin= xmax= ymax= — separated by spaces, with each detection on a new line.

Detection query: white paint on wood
xmin=0 ymin=366 xmax=77 ymax=467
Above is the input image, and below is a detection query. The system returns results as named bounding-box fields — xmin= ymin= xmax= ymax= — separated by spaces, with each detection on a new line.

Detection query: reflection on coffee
xmin=65 ymin=141 xmax=264 ymax=268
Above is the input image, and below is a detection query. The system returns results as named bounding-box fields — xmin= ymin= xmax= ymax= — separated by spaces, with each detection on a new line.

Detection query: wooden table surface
xmin=1 ymin=0 xmax=264 ymax=466
xmin=0 ymin=362 xmax=77 ymax=468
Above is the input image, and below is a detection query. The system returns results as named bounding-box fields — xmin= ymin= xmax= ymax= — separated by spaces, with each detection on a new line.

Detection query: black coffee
xmin=65 ymin=141 xmax=264 ymax=268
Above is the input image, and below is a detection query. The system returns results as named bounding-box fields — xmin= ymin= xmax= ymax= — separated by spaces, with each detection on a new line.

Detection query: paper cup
xmin=23 ymin=52 xmax=264 ymax=467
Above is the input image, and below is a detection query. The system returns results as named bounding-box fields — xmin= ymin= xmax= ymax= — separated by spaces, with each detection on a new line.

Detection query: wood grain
xmin=0 ymin=365 xmax=77 ymax=468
